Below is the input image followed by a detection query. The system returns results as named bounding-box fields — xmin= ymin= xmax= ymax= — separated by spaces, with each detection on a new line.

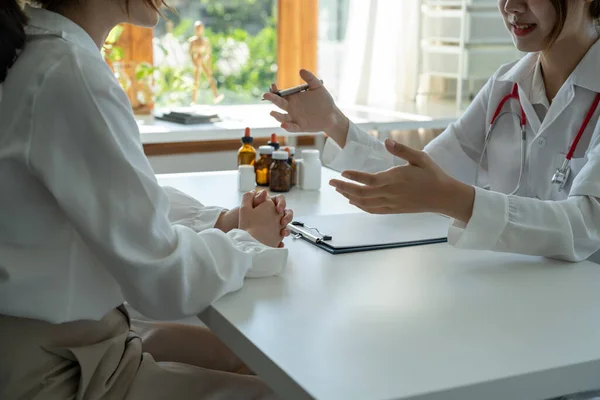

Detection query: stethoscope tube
xmin=476 ymin=83 xmax=527 ymax=195
xmin=477 ymin=83 xmax=600 ymax=194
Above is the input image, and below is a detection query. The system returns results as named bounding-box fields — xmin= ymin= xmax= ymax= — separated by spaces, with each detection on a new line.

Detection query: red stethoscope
xmin=475 ymin=83 xmax=600 ymax=194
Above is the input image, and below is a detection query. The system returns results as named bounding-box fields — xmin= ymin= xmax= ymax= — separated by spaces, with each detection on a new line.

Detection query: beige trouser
xmin=0 ymin=307 xmax=277 ymax=400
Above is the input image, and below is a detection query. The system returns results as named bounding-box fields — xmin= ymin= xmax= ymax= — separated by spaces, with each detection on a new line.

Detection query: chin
xmin=512 ymin=39 xmax=543 ymax=53
xmin=133 ymin=12 xmax=160 ymax=27
xmin=128 ymin=1 xmax=161 ymax=28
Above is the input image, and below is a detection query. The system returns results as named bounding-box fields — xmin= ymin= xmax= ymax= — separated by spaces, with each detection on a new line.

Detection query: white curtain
xmin=337 ymin=0 xmax=420 ymax=110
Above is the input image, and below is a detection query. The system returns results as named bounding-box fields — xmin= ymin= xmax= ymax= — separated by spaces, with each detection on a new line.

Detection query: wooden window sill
xmin=143 ymin=136 xmax=315 ymax=156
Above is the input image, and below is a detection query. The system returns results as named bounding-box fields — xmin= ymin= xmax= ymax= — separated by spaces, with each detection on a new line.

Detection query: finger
xmin=337 ymin=190 xmax=389 ymax=209
xmin=329 ymin=179 xmax=385 ymax=198
xmin=339 ymin=170 xmax=392 ymax=187
xmin=241 ymin=192 xmax=255 ymax=210
xmin=281 ymin=209 xmax=294 ymax=226
xmin=270 ymin=83 xmax=279 ymax=93
xmin=299 ymin=69 xmax=323 ymax=90
xmin=280 ymin=228 xmax=291 ymax=237
xmin=384 ymin=139 xmax=430 ymax=168
xmin=278 ymin=242 xmax=285 ymax=248
xmin=252 ymin=190 xmax=268 ymax=207
xmin=272 ymin=195 xmax=286 ymax=213
xmin=263 ymin=92 xmax=289 ymax=111
xmin=270 ymin=111 xmax=292 ymax=125
xmin=351 ymin=203 xmax=394 ymax=215
xmin=280 ymin=122 xmax=302 ymax=133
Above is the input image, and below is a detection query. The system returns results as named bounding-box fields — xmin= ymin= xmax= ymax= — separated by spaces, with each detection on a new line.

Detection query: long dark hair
xmin=0 ymin=0 xmax=28 ymax=83
xmin=0 ymin=0 xmax=169 ymax=84
xmin=546 ymin=0 xmax=600 ymax=47
xmin=592 ymin=0 xmax=600 ymax=21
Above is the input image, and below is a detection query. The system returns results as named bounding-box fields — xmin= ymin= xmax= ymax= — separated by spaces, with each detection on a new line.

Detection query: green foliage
xmin=140 ymin=61 xmax=196 ymax=107
xmin=172 ymin=19 xmax=194 ymax=38
xmin=106 ymin=25 xmax=124 ymax=44
xmin=150 ymin=0 xmax=277 ymax=107
xmin=102 ymin=25 xmax=125 ymax=62
xmin=204 ymin=19 xmax=277 ymax=99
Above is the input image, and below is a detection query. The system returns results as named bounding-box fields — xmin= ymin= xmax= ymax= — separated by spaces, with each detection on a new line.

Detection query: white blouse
xmin=324 ymin=40 xmax=600 ymax=263
xmin=0 ymin=7 xmax=287 ymax=324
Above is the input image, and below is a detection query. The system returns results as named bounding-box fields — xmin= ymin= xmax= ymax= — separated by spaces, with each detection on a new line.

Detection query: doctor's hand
xmin=262 ymin=69 xmax=350 ymax=147
xmin=239 ymin=192 xmax=288 ymax=248
xmin=329 ymin=139 xmax=476 ymax=223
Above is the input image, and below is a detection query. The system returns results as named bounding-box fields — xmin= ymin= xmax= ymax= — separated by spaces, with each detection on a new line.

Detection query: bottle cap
xmin=273 ymin=150 xmax=289 ymax=160
xmin=268 ymin=133 xmax=280 ymax=150
xmin=259 ymin=145 xmax=274 ymax=154
xmin=301 ymin=149 xmax=320 ymax=159
xmin=241 ymin=127 xmax=253 ymax=144
xmin=286 ymin=146 xmax=296 ymax=156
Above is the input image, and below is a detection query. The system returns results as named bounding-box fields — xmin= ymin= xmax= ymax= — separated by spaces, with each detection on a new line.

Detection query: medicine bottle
xmin=237 ymin=127 xmax=256 ymax=166
xmin=299 ymin=149 xmax=321 ymax=190
xmin=269 ymin=151 xmax=292 ymax=193
xmin=283 ymin=146 xmax=297 ymax=186
xmin=267 ymin=133 xmax=280 ymax=150
xmin=238 ymin=165 xmax=256 ymax=192
xmin=255 ymin=145 xmax=274 ymax=186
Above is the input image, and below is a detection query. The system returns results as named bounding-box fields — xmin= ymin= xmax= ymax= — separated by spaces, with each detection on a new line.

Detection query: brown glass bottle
xmin=283 ymin=146 xmax=297 ymax=186
xmin=237 ymin=127 xmax=256 ymax=166
xmin=267 ymin=133 xmax=280 ymax=150
xmin=269 ymin=151 xmax=292 ymax=193
xmin=255 ymin=145 xmax=274 ymax=186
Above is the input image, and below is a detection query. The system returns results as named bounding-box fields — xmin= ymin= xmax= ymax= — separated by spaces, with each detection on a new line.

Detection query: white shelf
xmin=421 ymin=43 xmax=520 ymax=79
xmin=422 ymin=8 xmax=513 ymax=45
xmin=416 ymin=0 xmax=519 ymax=109
xmin=423 ymin=0 xmax=497 ymax=6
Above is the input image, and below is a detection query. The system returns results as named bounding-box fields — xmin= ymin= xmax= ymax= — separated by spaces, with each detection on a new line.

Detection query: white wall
xmin=149 ymin=151 xmax=239 ymax=174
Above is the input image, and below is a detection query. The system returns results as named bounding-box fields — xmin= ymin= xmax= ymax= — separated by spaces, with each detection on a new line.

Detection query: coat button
xmin=536 ymin=137 xmax=547 ymax=147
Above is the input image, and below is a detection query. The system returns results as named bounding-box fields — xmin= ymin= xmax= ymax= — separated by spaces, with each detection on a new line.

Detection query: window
xmin=152 ymin=0 xmax=278 ymax=107
xmin=107 ymin=0 xmax=319 ymax=113
xmin=317 ymin=0 xmax=349 ymax=100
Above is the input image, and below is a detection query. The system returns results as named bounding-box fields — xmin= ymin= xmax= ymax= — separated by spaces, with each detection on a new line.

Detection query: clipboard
xmin=288 ymin=213 xmax=448 ymax=255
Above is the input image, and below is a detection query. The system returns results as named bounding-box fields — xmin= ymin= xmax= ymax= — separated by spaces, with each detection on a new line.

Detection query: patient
xmin=0 ymin=1 xmax=291 ymax=399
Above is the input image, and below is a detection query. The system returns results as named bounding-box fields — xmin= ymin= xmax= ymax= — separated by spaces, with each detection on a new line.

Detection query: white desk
xmin=139 ymin=102 xmax=459 ymax=144
xmin=157 ymin=169 xmax=600 ymax=400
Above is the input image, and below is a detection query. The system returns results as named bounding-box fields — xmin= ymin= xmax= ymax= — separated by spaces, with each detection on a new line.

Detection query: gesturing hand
xmin=262 ymin=69 xmax=349 ymax=145
xmin=329 ymin=139 xmax=475 ymax=223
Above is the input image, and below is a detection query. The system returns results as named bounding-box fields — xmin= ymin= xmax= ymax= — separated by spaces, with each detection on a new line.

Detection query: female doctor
xmin=265 ymin=0 xmax=600 ymax=263
xmin=0 ymin=0 xmax=292 ymax=399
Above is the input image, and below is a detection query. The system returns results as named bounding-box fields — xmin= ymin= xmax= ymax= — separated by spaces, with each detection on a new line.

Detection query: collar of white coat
xmin=24 ymin=6 xmax=101 ymax=59
xmin=530 ymin=60 xmax=550 ymax=108
xmin=497 ymin=39 xmax=600 ymax=94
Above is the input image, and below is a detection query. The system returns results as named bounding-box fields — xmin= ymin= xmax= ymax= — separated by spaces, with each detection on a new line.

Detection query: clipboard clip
xmin=289 ymin=221 xmax=332 ymax=244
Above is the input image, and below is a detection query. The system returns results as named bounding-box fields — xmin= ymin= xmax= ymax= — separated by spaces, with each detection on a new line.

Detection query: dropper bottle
xmin=237 ymin=127 xmax=257 ymax=166
xmin=267 ymin=133 xmax=280 ymax=150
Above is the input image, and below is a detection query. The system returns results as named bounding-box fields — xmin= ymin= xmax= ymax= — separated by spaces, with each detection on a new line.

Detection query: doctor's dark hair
xmin=546 ymin=0 xmax=600 ymax=47
xmin=0 ymin=0 xmax=169 ymax=84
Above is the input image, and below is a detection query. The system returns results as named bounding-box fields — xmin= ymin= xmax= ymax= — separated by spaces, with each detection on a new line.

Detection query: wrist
xmin=437 ymin=178 xmax=475 ymax=224
xmin=325 ymin=107 xmax=350 ymax=148
xmin=215 ymin=208 xmax=238 ymax=233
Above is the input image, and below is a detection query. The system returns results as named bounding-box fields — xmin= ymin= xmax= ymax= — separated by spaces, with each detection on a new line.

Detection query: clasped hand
xmin=216 ymin=190 xmax=293 ymax=248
